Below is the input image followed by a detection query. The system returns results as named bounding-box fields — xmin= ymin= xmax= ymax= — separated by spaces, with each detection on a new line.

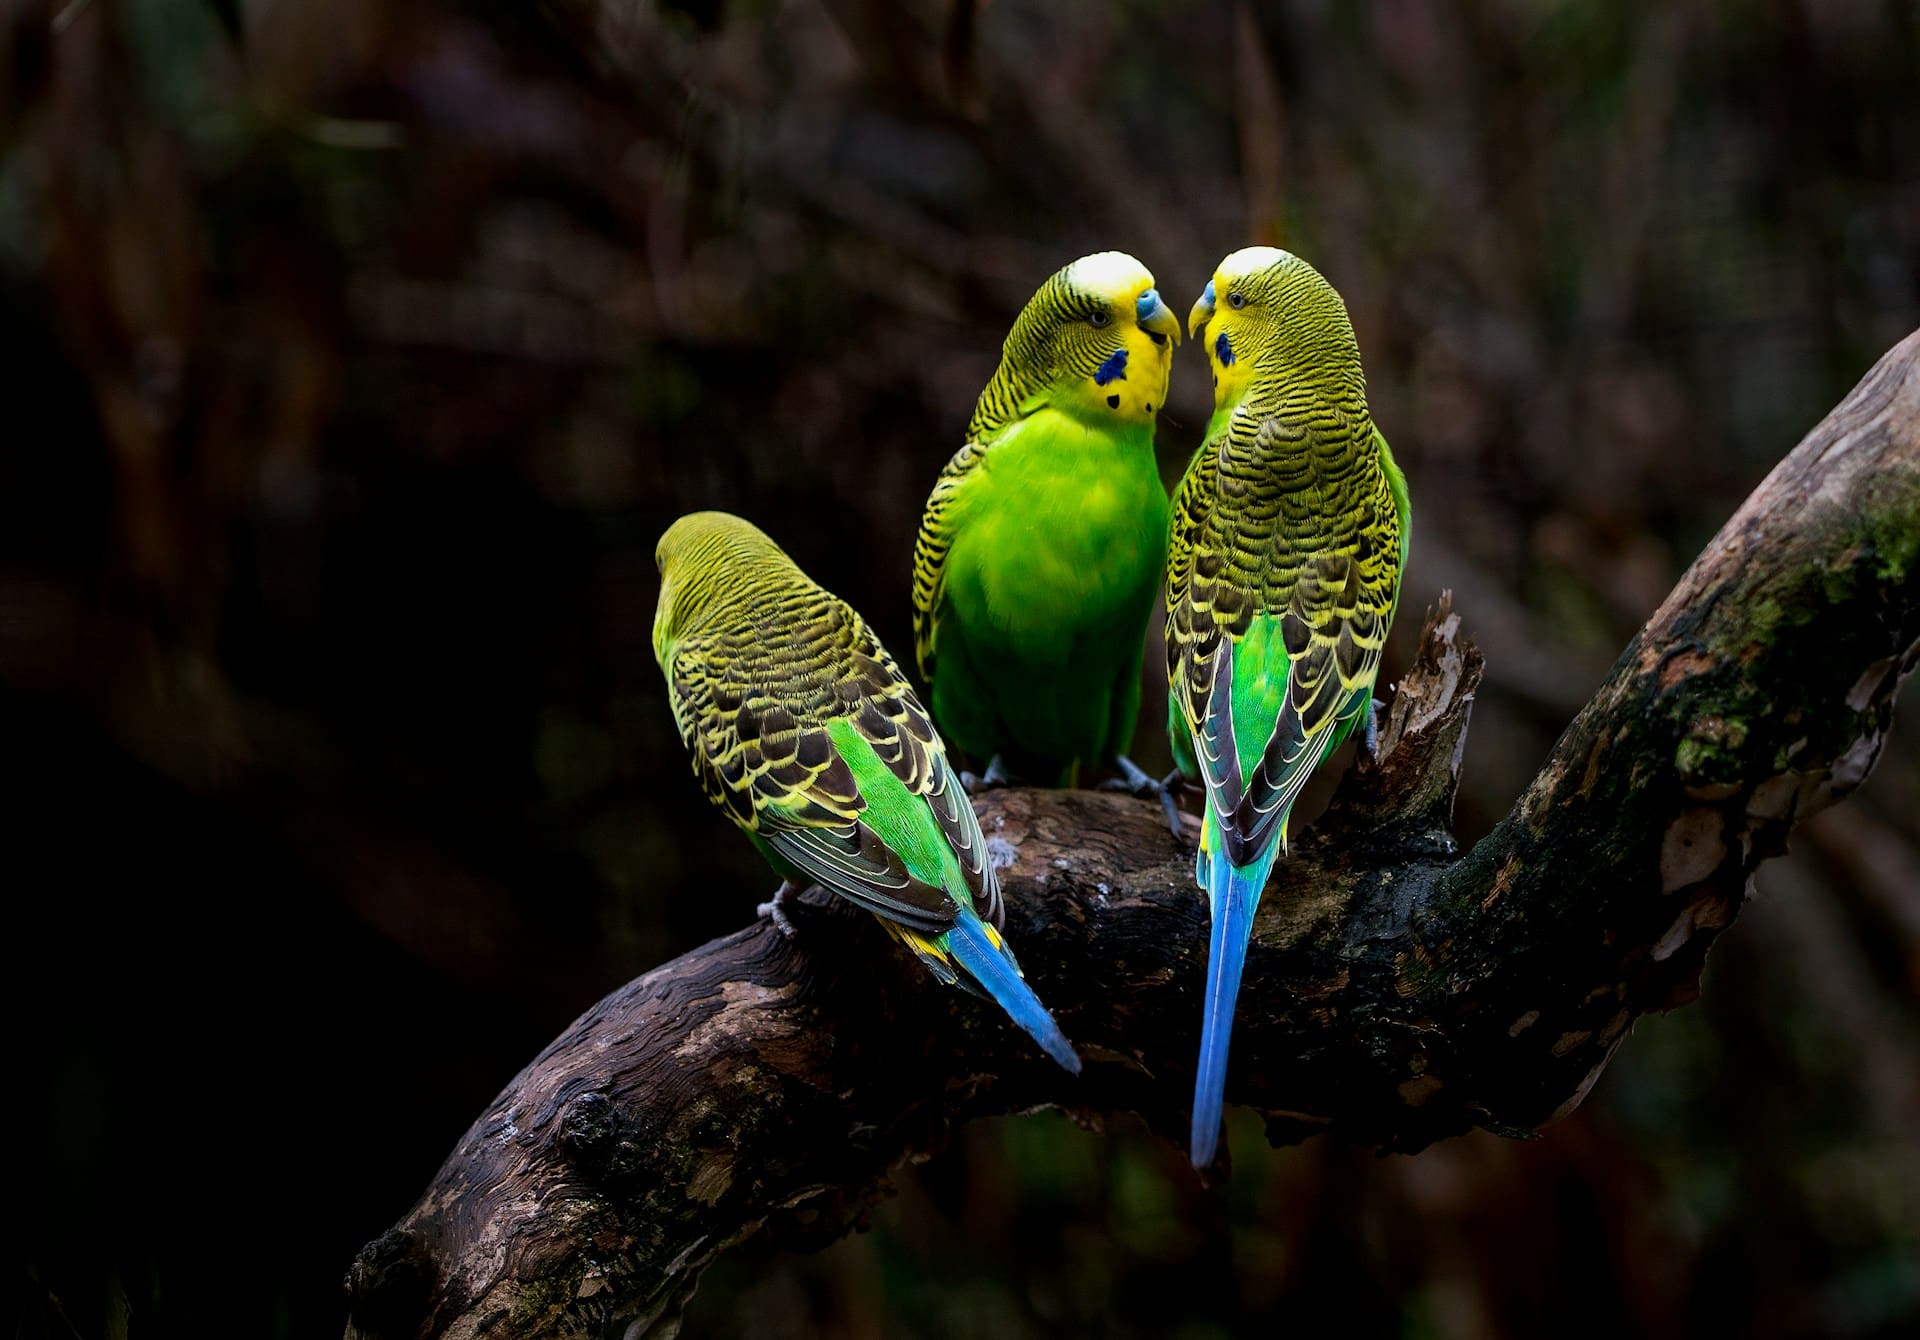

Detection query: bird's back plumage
xmin=1166 ymin=415 xmax=1405 ymax=866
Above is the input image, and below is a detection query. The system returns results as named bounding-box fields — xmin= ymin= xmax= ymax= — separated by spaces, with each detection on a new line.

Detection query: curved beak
xmin=1135 ymin=288 xmax=1182 ymax=347
xmin=1188 ymin=279 xmax=1217 ymax=342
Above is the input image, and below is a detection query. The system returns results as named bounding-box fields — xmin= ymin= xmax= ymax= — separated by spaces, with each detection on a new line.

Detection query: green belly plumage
xmin=924 ymin=413 xmax=1169 ymax=785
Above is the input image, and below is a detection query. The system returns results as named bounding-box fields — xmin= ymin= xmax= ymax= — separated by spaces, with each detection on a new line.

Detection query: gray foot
xmin=1363 ymin=697 xmax=1386 ymax=761
xmin=1100 ymin=754 xmax=1186 ymax=838
xmin=755 ymin=879 xmax=807 ymax=939
xmin=961 ymin=754 xmax=1015 ymax=795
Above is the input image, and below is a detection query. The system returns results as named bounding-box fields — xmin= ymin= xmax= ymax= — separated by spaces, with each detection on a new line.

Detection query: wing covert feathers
xmin=1166 ymin=410 xmax=1403 ymax=866
xmin=668 ymin=558 xmax=1000 ymax=931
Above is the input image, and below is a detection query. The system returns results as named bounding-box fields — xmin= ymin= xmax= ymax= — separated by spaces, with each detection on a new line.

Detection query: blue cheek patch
xmin=1094 ymin=349 xmax=1129 ymax=386
xmin=1214 ymin=331 xmax=1235 ymax=367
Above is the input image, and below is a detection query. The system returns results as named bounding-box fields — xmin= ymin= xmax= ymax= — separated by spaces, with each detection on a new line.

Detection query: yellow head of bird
xmin=979 ymin=250 xmax=1182 ymax=435
xmin=1187 ymin=246 xmax=1360 ymax=412
xmin=652 ymin=511 xmax=786 ymax=664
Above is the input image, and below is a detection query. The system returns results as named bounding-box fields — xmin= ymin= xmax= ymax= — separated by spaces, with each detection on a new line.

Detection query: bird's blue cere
xmin=1094 ymin=348 xmax=1129 ymax=385
xmin=1136 ymin=288 xmax=1167 ymax=324
xmin=1202 ymin=280 xmax=1216 ymax=307
xmin=1215 ymin=330 xmax=1235 ymax=367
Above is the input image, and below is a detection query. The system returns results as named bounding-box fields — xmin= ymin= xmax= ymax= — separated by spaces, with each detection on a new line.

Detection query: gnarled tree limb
xmin=345 ymin=331 xmax=1920 ymax=1339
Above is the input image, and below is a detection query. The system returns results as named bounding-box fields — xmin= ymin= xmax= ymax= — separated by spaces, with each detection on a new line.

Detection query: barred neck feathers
xmin=1221 ymin=357 xmax=1371 ymax=477
xmin=967 ymin=251 xmax=1172 ymax=443
xmin=653 ymin=511 xmax=811 ymax=661
xmin=967 ymin=269 xmax=1069 ymax=442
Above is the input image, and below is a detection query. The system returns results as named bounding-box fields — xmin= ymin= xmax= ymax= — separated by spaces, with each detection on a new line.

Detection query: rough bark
xmin=345 ymin=331 xmax=1920 ymax=1339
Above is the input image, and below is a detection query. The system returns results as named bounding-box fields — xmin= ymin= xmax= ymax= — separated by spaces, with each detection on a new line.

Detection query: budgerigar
xmin=912 ymin=252 xmax=1183 ymax=817
xmin=1167 ymin=248 xmax=1410 ymax=1166
xmin=654 ymin=511 xmax=1080 ymax=1074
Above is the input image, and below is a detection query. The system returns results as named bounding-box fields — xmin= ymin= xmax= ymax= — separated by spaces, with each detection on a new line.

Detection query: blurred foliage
xmin=4 ymin=0 xmax=1918 ymax=1336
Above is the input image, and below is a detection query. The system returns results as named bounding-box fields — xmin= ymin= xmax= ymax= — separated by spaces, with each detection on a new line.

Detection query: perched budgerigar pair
xmin=907 ymin=245 xmax=1408 ymax=1167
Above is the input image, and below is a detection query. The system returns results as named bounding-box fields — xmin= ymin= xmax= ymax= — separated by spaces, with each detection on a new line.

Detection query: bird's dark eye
xmin=1089 ymin=310 xmax=1111 ymax=328
xmin=1227 ymin=292 xmax=1248 ymax=310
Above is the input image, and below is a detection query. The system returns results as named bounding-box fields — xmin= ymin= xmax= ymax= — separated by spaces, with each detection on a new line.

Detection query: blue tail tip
xmin=1190 ymin=1125 xmax=1220 ymax=1169
xmin=1039 ymin=1028 xmax=1083 ymax=1076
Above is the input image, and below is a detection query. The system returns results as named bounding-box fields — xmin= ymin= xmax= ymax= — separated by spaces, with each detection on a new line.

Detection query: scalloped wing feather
xmin=1167 ymin=413 xmax=1402 ymax=866
xmin=669 ymin=588 xmax=999 ymax=931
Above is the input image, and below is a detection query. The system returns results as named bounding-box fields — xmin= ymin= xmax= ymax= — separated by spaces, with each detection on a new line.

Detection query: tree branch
xmin=344 ymin=330 xmax=1920 ymax=1339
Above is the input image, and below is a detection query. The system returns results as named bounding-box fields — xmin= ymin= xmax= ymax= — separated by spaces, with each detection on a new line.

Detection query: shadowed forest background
xmin=6 ymin=1 xmax=1920 ymax=1337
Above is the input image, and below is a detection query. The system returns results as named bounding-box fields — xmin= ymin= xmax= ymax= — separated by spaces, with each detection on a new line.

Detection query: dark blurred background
xmin=5 ymin=0 xmax=1919 ymax=1336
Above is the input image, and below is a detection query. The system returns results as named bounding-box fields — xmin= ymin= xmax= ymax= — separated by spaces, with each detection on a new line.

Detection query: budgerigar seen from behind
xmin=654 ymin=511 xmax=1081 ymax=1074
xmin=1167 ymin=248 xmax=1410 ymax=1166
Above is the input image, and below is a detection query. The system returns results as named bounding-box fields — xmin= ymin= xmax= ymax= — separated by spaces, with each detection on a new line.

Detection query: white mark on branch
xmin=1847 ymin=656 xmax=1895 ymax=711
xmin=1550 ymin=1030 xmax=1592 ymax=1057
xmin=1548 ymin=1035 xmax=1629 ymax=1124
xmin=1746 ymin=773 xmax=1805 ymax=824
xmin=687 ymin=1158 xmax=732 ymax=1206
xmin=1652 ymin=905 xmax=1697 ymax=962
xmin=1831 ymin=733 xmax=1882 ymax=792
xmin=1660 ymin=809 xmax=1725 ymax=893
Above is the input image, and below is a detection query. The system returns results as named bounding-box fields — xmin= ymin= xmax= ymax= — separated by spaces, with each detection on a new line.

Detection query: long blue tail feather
xmin=1190 ymin=840 xmax=1279 ymax=1167
xmin=945 ymin=908 xmax=1082 ymax=1075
